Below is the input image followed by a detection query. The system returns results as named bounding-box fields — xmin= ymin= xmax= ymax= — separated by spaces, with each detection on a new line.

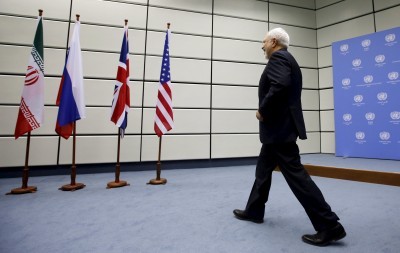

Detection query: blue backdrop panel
xmin=332 ymin=27 xmax=400 ymax=160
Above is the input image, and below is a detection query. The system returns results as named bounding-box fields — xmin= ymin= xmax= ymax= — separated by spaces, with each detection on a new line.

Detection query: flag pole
xmin=8 ymin=132 xmax=37 ymax=194
xmin=7 ymin=9 xmax=44 ymax=195
xmin=148 ymin=22 xmax=170 ymax=185
xmin=107 ymin=128 xmax=129 ymax=188
xmin=107 ymin=19 xmax=130 ymax=189
xmin=148 ymin=136 xmax=167 ymax=185
xmin=60 ymin=121 xmax=85 ymax=191
xmin=59 ymin=14 xmax=85 ymax=191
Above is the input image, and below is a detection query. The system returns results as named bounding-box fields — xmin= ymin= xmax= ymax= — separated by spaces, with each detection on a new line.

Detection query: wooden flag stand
xmin=148 ymin=136 xmax=167 ymax=185
xmin=107 ymin=128 xmax=129 ymax=188
xmin=59 ymin=122 xmax=85 ymax=191
xmin=7 ymin=132 xmax=37 ymax=195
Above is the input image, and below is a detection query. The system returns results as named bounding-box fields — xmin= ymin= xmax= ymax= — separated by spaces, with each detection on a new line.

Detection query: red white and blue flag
xmin=154 ymin=27 xmax=173 ymax=137
xmin=55 ymin=20 xmax=85 ymax=139
xmin=110 ymin=24 xmax=130 ymax=137
xmin=14 ymin=14 xmax=45 ymax=139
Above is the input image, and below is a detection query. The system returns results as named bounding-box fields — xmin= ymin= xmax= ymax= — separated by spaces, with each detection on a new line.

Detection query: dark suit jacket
xmin=258 ymin=48 xmax=307 ymax=144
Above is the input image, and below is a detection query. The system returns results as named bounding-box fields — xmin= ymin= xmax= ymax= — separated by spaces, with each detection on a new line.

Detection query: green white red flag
xmin=14 ymin=14 xmax=45 ymax=139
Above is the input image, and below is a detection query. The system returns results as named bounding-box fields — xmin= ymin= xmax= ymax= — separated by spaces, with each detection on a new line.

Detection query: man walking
xmin=233 ymin=28 xmax=346 ymax=246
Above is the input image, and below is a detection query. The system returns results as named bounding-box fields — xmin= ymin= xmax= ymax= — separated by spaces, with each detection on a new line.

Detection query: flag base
xmin=107 ymin=180 xmax=129 ymax=189
xmin=59 ymin=183 xmax=85 ymax=191
xmin=7 ymin=186 xmax=37 ymax=195
xmin=147 ymin=178 xmax=167 ymax=185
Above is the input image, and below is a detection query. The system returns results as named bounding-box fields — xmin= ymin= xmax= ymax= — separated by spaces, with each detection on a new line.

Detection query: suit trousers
xmin=245 ymin=141 xmax=339 ymax=231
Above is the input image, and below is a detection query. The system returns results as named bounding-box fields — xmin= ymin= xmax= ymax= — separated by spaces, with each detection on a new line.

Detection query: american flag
xmin=154 ymin=27 xmax=173 ymax=137
xmin=110 ymin=24 xmax=130 ymax=137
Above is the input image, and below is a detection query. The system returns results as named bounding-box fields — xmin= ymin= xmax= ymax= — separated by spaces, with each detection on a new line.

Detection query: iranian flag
xmin=14 ymin=13 xmax=45 ymax=139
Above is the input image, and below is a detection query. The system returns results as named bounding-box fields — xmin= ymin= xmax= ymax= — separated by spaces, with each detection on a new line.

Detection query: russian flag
xmin=110 ymin=24 xmax=130 ymax=137
xmin=55 ymin=20 xmax=85 ymax=139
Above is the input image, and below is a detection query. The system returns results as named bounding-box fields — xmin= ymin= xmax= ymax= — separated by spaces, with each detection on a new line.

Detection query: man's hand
xmin=256 ymin=111 xmax=264 ymax=122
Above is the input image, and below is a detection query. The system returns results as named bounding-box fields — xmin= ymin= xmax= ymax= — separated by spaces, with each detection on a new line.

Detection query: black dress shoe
xmin=233 ymin=209 xmax=263 ymax=224
xmin=302 ymin=222 xmax=346 ymax=246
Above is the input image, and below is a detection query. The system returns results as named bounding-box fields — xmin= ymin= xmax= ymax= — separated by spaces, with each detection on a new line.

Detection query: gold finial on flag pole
xmin=76 ymin=14 xmax=80 ymax=21
xmin=38 ymin=9 xmax=43 ymax=16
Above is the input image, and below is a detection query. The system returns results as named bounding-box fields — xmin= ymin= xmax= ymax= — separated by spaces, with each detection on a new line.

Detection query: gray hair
xmin=268 ymin=28 xmax=290 ymax=48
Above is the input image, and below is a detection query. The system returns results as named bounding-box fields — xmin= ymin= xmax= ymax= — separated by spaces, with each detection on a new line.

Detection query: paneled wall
xmin=0 ymin=0 xmax=320 ymax=167
xmin=316 ymin=0 xmax=400 ymax=153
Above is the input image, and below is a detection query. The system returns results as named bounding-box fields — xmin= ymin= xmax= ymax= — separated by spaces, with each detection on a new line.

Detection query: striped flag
xmin=154 ymin=27 xmax=173 ymax=137
xmin=55 ymin=20 xmax=85 ymax=139
xmin=110 ymin=24 xmax=130 ymax=137
xmin=14 ymin=14 xmax=45 ymax=139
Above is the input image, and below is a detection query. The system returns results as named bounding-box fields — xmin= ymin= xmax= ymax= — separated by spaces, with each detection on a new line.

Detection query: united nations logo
xmin=390 ymin=111 xmax=400 ymax=120
xmin=388 ymin=72 xmax=399 ymax=80
xmin=361 ymin=39 xmax=371 ymax=47
xmin=355 ymin=132 xmax=365 ymax=140
xmin=379 ymin=131 xmax=390 ymax=141
xmin=375 ymin=54 xmax=385 ymax=63
xmin=354 ymin=95 xmax=363 ymax=103
xmin=340 ymin=44 xmax=349 ymax=52
xmin=343 ymin=114 xmax=352 ymax=121
xmin=365 ymin=112 xmax=375 ymax=121
xmin=342 ymin=78 xmax=351 ymax=86
xmin=363 ymin=75 xmax=373 ymax=83
xmin=352 ymin=59 xmax=362 ymax=67
xmin=385 ymin=33 xmax=396 ymax=42
xmin=377 ymin=92 xmax=388 ymax=101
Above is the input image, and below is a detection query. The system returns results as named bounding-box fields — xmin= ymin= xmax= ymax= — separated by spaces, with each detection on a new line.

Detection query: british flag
xmin=110 ymin=24 xmax=130 ymax=137
xmin=154 ymin=26 xmax=173 ymax=137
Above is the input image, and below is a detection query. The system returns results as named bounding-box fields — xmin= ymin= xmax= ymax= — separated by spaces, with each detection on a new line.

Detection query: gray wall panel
xmin=213 ymin=38 xmax=266 ymax=64
xmin=72 ymin=0 xmax=147 ymax=28
xmin=316 ymin=0 xmax=373 ymax=28
xmin=212 ymin=110 xmax=258 ymax=133
xmin=375 ymin=5 xmax=400 ymax=31
xmin=317 ymin=15 xmax=375 ymax=47
xmin=148 ymin=7 xmax=212 ymax=35
xmin=214 ymin=0 xmax=268 ymax=21
xmin=270 ymin=3 xmax=316 ymax=28
xmin=211 ymin=134 xmax=260 ymax=158
xmin=0 ymin=0 xmax=71 ymax=20
xmin=214 ymin=16 xmax=267 ymax=41
xmin=147 ymin=31 xmax=211 ymax=59
xmin=212 ymin=86 xmax=257 ymax=109
xmin=149 ymin=0 xmax=212 ymax=13
xmin=212 ymin=61 xmax=264 ymax=86
xmin=374 ymin=0 xmax=400 ymax=11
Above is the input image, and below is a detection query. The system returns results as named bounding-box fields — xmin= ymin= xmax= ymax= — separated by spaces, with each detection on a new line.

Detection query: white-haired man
xmin=233 ymin=28 xmax=346 ymax=246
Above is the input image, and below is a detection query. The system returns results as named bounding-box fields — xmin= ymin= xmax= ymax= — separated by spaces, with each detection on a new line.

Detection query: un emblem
xmin=342 ymin=78 xmax=351 ymax=86
xmin=355 ymin=132 xmax=365 ymax=140
xmin=361 ymin=39 xmax=371 ymax=47
xmin=375 ymin=55 xmax=385 ymax=63
xmin=354 ymin=95 xmax=363 ymax=103
xmin=352 ymin=59 xmax=361 ymax=67
xmin=343 ymin=114 xmax=352 ymax=121
xmin=385 ymin=33 xmax=396 ymax=42
xmin=379 ymin=132 xmax=390 ymax=141
xmin=388 ymin=72 xmax=399 ymax=80
xmin=390 ymin=111 xmax=400 ymax=120
xmin=365 ymin=112 xmax=375 ymax=121
xmin=377 ymin=92 xmax=387 ymax=101
xmin=340 ymin=44 xmax=349 ymax=52
xmin=363 ymin=75 xmax=373 ymax=83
